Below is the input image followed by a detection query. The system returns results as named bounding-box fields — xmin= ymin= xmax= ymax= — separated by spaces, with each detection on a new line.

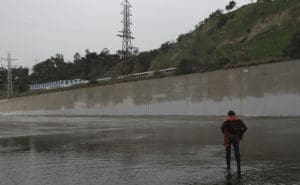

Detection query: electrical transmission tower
xmin=1 ymin=52 xmax=17 ymax=97
xmin=117 ymin=0 xmax=135 ymax=61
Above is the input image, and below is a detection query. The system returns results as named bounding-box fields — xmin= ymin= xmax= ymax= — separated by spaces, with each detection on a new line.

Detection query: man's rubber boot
xmin=237 ymin=161 xmax=241 ymax=174
xmin=226 ymin=160 xmax=231 ymax=171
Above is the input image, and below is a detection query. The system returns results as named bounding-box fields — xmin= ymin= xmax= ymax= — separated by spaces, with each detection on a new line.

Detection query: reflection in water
xmin=0 ymin=116 xmax=299 ymax=185
xmin=224 ymin=173 xmax=242 ymax=185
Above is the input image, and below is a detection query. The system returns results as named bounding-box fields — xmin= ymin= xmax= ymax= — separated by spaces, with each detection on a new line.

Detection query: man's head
xmin=228 ymin=110 xmax=236 ymax=117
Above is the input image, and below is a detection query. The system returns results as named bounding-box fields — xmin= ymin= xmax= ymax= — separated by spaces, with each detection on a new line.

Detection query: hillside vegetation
xmin=150 ymin=0 xmax=300 ymax=72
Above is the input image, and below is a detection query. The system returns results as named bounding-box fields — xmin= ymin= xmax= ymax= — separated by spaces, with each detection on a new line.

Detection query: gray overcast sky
xmin=0 ymin=0 xmax=250 ymax=68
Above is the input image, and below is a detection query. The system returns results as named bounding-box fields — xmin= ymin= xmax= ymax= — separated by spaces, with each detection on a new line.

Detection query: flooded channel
xmin=0 ymin=116 xmax=299 ymax=185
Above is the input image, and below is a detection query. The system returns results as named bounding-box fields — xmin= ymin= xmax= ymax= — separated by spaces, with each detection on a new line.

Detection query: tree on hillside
xmin=226 ymin=1 xmax=236 ymax=11
xmin=0 ymin=67 xmax=6 ymax=84
xmin=0 ymin=67 xmax=30 ymax=94
xmin=13 ymin=67 xmax=30 ymax=93
xmin=0 ymin=68 xmax=6 ymax=96
xmin=73 ymin=53 xmax=82 ymax=64
xmin=210 ymin=9 xmax=224 ymax=18
xmin=175 ymin=58 xmax=197 ymax=75
xmin=77 ymin=49 xmax=121 ymax=80
xmin=101 ymin=48 xmax=110 ymax=56
xmin=132 ymin=49 xmax=159 ymax=73
xmin=160 ymin=41 xmax=173 ymax=52
xmin=30 ymin=54 xmax=72 ymax=83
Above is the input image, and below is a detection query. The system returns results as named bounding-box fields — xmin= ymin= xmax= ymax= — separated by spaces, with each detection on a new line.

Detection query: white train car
xmin=158 ymin=67 xmax=176 ymax=74
xmin=96 ymin=77 xmax=112 ymax=83
xmin=119 ymin=71 xmax=155 ymax=80
xmin=29 ymin=79 xmax=89 ymax=91
xmin=96 ymin=68 xmax=176 ymax=83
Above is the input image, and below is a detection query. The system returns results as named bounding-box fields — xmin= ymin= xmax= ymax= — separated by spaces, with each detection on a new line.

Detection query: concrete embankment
xmin=0 ymin=60 xmax=300 ymax=116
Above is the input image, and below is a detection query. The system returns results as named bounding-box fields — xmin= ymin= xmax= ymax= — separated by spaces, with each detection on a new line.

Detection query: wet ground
xmin=0 ymin=116 xmax=299 ymax=185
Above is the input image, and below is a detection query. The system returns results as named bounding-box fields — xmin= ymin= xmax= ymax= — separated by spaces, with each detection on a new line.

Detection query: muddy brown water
xmin=0 ymin=116 xmax=299 ymax=185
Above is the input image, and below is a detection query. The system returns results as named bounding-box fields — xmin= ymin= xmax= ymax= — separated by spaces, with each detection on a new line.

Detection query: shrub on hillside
xmin=160 ymin=42 xmax=174 ymax=52
xmin=217 ymin=15 xmax=229 ymax=28
xmin=283 ymin=31 xmax=300 ymax=59
xmin=175 ymin=59 xmax=197 ymax=75
xmin=113 ymin=61 xmax=135 ymax=76
xmin=226 ymin=1 xmax=236 ymax=11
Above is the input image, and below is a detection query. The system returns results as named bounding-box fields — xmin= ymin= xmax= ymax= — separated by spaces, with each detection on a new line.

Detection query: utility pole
xmin=1 ymin=52 xmax=17 ymax=97
xmin=117 ymin=0 xmax=135 ymax=61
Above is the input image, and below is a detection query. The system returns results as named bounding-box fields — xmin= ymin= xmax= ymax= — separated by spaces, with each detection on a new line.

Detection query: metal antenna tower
xmin=117 ymin=0 xmax=135 ymax=61
xmin=1 ymin=52 xmax=17 ymax=97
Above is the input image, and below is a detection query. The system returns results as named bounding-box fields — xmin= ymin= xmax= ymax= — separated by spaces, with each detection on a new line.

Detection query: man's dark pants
xmin=226 ymin=137 xmax=241 ymax=172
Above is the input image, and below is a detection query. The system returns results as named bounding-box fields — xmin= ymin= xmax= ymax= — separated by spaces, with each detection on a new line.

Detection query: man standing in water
xmin=221 ymin=110 xmax=247 ymax=174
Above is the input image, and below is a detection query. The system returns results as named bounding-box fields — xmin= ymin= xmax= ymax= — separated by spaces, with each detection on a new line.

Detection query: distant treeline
xmin=0 ymin=48 xmax=160 ymax=96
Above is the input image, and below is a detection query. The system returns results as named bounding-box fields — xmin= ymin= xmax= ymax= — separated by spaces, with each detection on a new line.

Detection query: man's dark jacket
xmin=221 ymin=118 xmax=247 ymax=140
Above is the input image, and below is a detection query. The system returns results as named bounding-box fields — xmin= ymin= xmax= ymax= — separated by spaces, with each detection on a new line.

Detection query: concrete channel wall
xmin=0 ymin=60 xmax=300 ymax=116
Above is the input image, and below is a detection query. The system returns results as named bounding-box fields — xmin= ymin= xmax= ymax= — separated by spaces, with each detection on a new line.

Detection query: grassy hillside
xmin=150 ymin=0 xmax=300 ymax=71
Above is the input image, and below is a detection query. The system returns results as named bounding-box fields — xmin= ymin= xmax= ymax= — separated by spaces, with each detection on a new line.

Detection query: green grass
xmin=150 ymin=0 xmax=300 ymax=70
xmin=246 ymin=24 xmax=296 ymax=59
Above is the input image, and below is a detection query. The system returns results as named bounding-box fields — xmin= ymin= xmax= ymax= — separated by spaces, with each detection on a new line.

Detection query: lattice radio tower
xmin=117 ymin=0 xmax=135 ymax=61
